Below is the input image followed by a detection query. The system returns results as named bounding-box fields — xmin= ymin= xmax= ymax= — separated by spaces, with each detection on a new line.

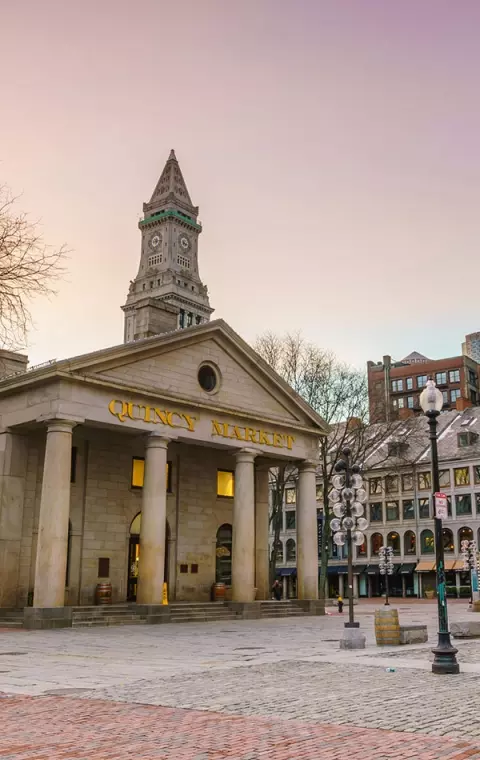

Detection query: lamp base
xmin=344 ymin=621 xmax=360 ymax=628
xmin=432 ymin=632 xmax=460 ymax=675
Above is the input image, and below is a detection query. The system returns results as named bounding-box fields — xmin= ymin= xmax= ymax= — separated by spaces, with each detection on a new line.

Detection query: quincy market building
xmin=0 ymin=321 xmax=328 ymax=620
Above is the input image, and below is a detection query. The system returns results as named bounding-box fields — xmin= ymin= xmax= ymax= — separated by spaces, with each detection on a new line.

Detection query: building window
xmin=285 ymin=511 xmax=296 ymax=530
xmin=435 ymin=371 xmax=447 ymax=385
xmin=369 ymin=477 xmax=382 ymax=496
xmin=439 ymin=470 xmax=450 ymax=488
xmin=131 ymin=458 xmax=171 ymax=491
xmin=402 ymin=473 xmax=413 ymax=491
xmin=285 ymin=488 xmax=296 ymax=504
xmin=417 ymin=375 xmax=427 ymax=389
xmin=316 ymin=484 xmax=323 ymax=501
xmin=402 ymin=499 xmax=414 ymax=520
xmin=449 ymin=369 xmax=460 ymax=383
xmin=397 ymin=398 xmax=405 ymax=409
xmin=417 ymin=471 xmax=431 ymax=490
xmin=404 ymin=530 xmax=416 ymax=555
xmin=442 ymin=390 xmax=448 ymax=404
xmin=455 ymin=494 xmax=472 ymax=516
xmin=387 ymin=531 xmax=400 ymax=555
xmin=406 ymin=377 xmax=413 ymax=390
xmin=385 ymin=475 xmax=398 ymax=494
xmin=450 ymin=389 xmax=461 ymax=403
xmin=407 ymin=396 xmax=414 ymax=409
xmin=454 ymin=467 xmax=470 ymax=486
xmin=421 ymin=529 xmax=435 ymax=554
xmin=286 ymin=538 xmax=296 ymax=561
xmin=356 ymin=538 xmax=367 ymax=557
xmin=371 ymin=532 xmax=384 ymax=555
xmin=476 ymin=493 xmax=480 ymax=514
xmin=447 ymin=495 xmax=452 ymax=516
xmin=442 ymin=528 xmax=454 ymax=553
xmin=370 ymin=502 xmax=383 ymax=521
xmin=177 ymin=255 xmax=190 ymax=269
xmin=275 ymin=541 xmax=283 ymax=562
xmin=386 ymin=501 xmax=399 ymax=521
xmin=475 ymin=466 xmax=480 ymax=485
xmin=419 ymin=498 xmax=430 ymax=519
xmin=217 ymin=470 xmax=234 ymax=497
xmin=179 ymin=309 xmax=186 ymax=328
xmin=198 ymin=363 xmax=219 ymax=393
xmin=392 ymin=379 xmax=403 ymax=392
xmin=458 ymin=526 xmax=473 ymax=546
xmin=469 ymin=369 xmax=477 ymax=386
xmin=186 ymin=312 xmax=193 ymax=327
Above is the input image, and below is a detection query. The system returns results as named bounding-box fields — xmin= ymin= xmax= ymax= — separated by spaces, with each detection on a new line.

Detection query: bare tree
xmin=255 ymin=331 xmax=418 ymax=598
xmin=0 ymin=185 xmax=67 ymax=349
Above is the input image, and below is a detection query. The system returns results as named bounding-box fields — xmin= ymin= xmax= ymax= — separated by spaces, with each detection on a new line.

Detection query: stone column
xmin=0 ymin=431 xmax=27 ymax=607
xmin=255 ymin=466 xmax=270 ymax=600
xmin=34 ymin=421 xmax=76 ymax=608
xmin=297 ymin=461 xmax=318 ymax=599
xmin=136 ymin=435 xmax=168 ymax=605
xmin=232 ymin=449 xmax=256 ymax=602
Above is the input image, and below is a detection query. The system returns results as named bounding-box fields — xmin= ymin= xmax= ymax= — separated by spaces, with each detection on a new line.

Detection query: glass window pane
xmin=369 ymin=478 xmax=382 ymax=495
xmin=404 ymin=531 xmax=416 ymax=554
xmin=406 ymin=378 xmax=413 ymax=390
xmin=421 ymin=530 xmax=435 ymax=553
xmin=474 ymin=466 xmax=480 ymax=485
xmin=476 ymin=493 xmax=480 ymax=514
xmin=402 ymin=474 xmax=413 ymax=491
xmin=419 ymin=498 xmax=430 ymax=519
xmin=385 ymin=475 xmax=398 ymax=493
xmin=285 ymin=511 xmax=296 ymax=530
xmin=285 ymin=488 xmax=296 ymax=504
xmin=217 ymin=470 xmax=235 ymax=497
xmin=454 ymin=467 xmax=470 ymax=486
xmin=316 ymin=484 xmax=323 ymax=501
xmin=402 ymin=499 xmax=414 ymax=520
xmin=132 ymin=458 xmax=145 ymax=488
xmin=455 ymin=494 xmax=472 ymax=515
xmin=418 ymin=471 xmax=431 ymax=490
xmin=370 ymin=502 xmax=383 ymax=521
xmin=439 ymin=470 xmax=450 ymax=488
xmin=386 ymin=501 xmax=399 ymax=520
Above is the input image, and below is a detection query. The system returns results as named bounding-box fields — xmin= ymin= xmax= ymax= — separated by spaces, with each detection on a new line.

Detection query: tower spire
xmin=148 ymin=149 xmax=193 ymax=209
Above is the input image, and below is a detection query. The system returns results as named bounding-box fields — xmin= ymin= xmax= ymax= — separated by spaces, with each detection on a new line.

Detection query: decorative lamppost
xmin=419 ymin=378 xmax=460 ymax=675
xmin=379 ymin=546 xmax=394 ymax=606
xmin=461 ymin=539 xmax=479 ymax=607
xmin=329 ymin=447 xmax=368 ymax=628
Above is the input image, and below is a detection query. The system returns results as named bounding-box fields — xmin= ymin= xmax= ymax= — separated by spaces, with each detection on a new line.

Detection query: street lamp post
xmin=329 ymin=447 xmax=369 ymax=628
xmin=379 ymin=546 xmax=394 ymax=606
xmin=419 ymin=379 xmax=460 ymax=675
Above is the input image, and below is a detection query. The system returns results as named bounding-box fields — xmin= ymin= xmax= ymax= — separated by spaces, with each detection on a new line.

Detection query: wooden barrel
xmin=374 ymin=608 xmax=400 ymax=646
xmin=213 ymin=582 xmax=226 ymax=601
xmin=95 ymin=582 xmax=112 ymax=605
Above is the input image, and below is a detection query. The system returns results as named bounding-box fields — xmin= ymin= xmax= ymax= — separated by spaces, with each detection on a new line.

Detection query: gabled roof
xmin=0 ymin=320 xmax=330 ymax=435
xmin=401 ymin=351 xmax=431 ymax=364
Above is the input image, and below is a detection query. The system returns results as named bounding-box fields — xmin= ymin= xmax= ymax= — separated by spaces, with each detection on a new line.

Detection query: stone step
xmin=170 ymin=614 xmax=238 ymax=624
xmin=0 ymin=620 xmax=24 ymax=628
xmin=72 ymin=616 xmax=148 ymax=628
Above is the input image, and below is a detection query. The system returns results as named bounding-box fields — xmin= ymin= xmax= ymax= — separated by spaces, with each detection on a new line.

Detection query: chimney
xmin=398 ymin=407 xmax=415 ymax=420
xmin=0 ymin=349 xmax=28 ymax=380
xmin=456 ymin=397 xmax=473 ymax=412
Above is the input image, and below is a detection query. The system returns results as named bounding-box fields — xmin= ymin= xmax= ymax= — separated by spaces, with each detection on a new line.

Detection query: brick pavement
xmin=1 ymin=695 xmax=479 ymax=760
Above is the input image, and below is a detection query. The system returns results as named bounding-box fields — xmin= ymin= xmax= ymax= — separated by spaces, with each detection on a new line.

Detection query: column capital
xmin=235 ymin=448 xmax=258 ymax=464
xmin=298 ymin=459 xmax=318 ymax=474
xmin=145 ymin=433 xmax=170 ymax=450
xmin=45 ymin=420 xmax=79 ymax=434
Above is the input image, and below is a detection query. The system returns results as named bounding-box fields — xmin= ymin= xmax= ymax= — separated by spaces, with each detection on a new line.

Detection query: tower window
xmin=179 ymin=309 xmax=185 ymax=328
xmin=148 ymin=253 xmax=163 ymax=267
xmin=177 ymin=255 xmax=190 ymax=269
xmin=142 ymin=283 xmax=146 ymax=290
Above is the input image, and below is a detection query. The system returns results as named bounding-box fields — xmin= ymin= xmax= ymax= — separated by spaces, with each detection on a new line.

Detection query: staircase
xmin=0 ymin=608 xmax=24 ymax=629
xmin=71 ymin=604 xmax=148 ymax=628
xmin=169 ymin=602 xmax=239 ymax=624
xmin=259 ymin=601 xmax=310 ymax=619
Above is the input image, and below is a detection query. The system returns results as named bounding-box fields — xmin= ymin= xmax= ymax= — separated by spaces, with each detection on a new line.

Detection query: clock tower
xmin=122 ymin=150 xmax=213 ymax=342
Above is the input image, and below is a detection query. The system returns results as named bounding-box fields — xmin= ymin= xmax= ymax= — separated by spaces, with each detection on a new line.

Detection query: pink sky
xmin=2 ymin=0 xmax=480 ymax=368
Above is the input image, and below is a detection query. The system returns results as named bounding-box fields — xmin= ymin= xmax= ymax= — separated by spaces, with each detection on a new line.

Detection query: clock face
xmin=179 ymin=234 xmax=190 ymax=252
xmin=149 ymin=233 xmax=161 ymax=249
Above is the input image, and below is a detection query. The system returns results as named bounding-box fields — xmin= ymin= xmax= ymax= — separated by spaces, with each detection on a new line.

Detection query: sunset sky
xmin=2 ymin=0 xmax=480 ymax=369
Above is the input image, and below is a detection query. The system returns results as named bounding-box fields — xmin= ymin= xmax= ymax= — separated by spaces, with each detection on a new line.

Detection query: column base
xmin=24 ymin=607 xmax=73 ymax=630
xmin=339 ymin=628 xmax=366 ymax=649
xmin=432 ymin=632 xmax=460 ymax=674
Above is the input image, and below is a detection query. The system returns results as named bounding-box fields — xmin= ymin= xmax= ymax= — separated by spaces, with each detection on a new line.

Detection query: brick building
xmin=367 ymin=351 xmax=480 ymax=423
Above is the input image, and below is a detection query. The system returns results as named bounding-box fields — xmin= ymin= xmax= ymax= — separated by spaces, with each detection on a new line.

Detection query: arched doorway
xmin=127 ymin=513 xmax=170 ymax=601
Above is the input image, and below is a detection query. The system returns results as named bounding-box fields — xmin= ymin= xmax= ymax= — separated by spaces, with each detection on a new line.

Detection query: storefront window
xmin=386 ymin=501 xmax=399 ymax=521
xmin=421 ymin=529 xmax=435 ymax=554
xmin=456 ymin=494 xmax=472 ymax=516
xmin=404 ymin=530 xmax=416 ymax=555
xmin=442 ymin=528 xmax=454 ymax=553
xmin=454 ymin=467 xmax=470 ymax=486
xmin=370 ymin=502 xmax=383 ymax=521
xmin=419 ymin=498 xmax=430 ymax=519
xmin=402 ymin=499 xmax=414 ymax=520
xmin=418 ymin=471 xmax=431 ymax=490
xmin=387 ymin=531 xmax=400 ymax=555
xmin=371 ymin=532 xmax=384 ymax=555
xmin=217 ymin=470 xmax=234 ymax=497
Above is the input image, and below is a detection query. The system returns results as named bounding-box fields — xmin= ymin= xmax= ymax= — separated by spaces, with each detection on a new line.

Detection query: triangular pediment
xmin=63 ymin=321 xmax=329 ymax=433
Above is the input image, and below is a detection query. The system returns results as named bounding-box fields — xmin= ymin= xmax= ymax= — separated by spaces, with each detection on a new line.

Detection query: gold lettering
xmin=231 ymin=426 xmax=246 ymax=441
xmin=139 ymin=405 xmax=153 ymax=423
xmin=183 ymin=414 xmax=197 ymax=432
xmin=273 ymin=432 xmax=284 ymax=448
xmin=127 ymin=403 xmax=143 ymax=421
xmin=259 ymin=430 xmax=272 ymax=446
xmin=108 ymin=399 xmax=128 ymax=422
xmin=244 ymin=427 xmax=259 ymax=444
xmin=211 ymin=420 xmax=229 ymax=437
xmin=154 ymin=409 xmax=168 ymax=425
xmin=286 ymin=435 xmax=295 ymax=450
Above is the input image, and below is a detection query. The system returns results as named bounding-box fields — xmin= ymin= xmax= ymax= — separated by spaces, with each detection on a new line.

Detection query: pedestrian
xmin=272 ymin=579 xmax=282 ymax=601
xmin=337 ymin=595 xmax=343 ymax=613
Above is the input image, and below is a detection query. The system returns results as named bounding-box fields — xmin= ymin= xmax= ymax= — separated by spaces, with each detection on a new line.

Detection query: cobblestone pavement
xmin=1 ymin=603 xmax=480 ymax=758
xmin=1 ymin=695 xmax=480 ymax=760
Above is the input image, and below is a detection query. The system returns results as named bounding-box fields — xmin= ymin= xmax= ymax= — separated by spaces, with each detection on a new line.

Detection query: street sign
xmin=434 ymin=492 xmax=448 ymax=520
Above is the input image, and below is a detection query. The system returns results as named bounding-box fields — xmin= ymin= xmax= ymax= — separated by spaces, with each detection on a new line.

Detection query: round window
xmin=198 ymin=363 xmax=219 ymax=393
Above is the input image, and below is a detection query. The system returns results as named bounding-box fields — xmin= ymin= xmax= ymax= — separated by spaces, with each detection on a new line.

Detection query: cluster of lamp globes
xmin=461 ymin=539 xmax=478 ymax=571
xmin=378 ymin=545 xmax=394 ymax=576
xmin=329 ymin=472 xmax=369 ymax=548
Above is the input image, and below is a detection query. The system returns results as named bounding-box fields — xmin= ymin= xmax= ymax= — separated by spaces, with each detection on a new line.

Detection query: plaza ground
xmin=1 ymin=600 xmax=480 ymax=759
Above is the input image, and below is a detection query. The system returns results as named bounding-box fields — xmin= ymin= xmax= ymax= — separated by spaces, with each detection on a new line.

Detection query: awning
xmin=400 ymin=563 xmax=416 ymax=574
xmin=327 ymin=565 xmax=348 ymax=575
xmin=454 ymin=560 xmax=467 ymax=571
xmin=277 ymin=567 xmax=296 ymax=576
xmin=415 ymin=560 xmax=435 ymax=572
xmin=432 ymin=560 xmax=460 ymax=571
